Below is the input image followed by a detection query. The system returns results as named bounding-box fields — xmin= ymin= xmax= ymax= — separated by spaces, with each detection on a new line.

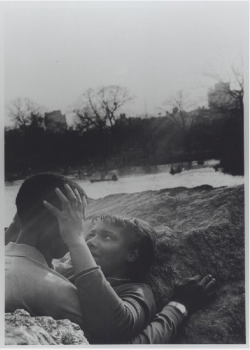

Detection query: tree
xmin=6 ymin=98 xmax=46 ymax=177
xmin=72 ymin=86 xmax=134 ymax=152
xmin=8 ymin=98 xmax=45 ymax=132
xmin=206 ymin=62 xmax=244 ymax=114
xmin=162 ymin=90 xmax=208 ymax=159
xmin=205 ymin=63 xmax=244 ymax=175
xmin=229 ymin=66 xmax=244 ymax=114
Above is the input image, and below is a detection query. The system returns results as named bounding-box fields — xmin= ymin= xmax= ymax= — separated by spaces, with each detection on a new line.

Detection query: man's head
xmin=16 ymin=173 xmax=86 ymax=258
xmin=86 ymin=214 xmax=157 ymax=281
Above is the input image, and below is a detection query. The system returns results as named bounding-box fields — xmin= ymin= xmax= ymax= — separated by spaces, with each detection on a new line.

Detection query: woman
xmin=6 ymin=177 xmax=216 ymax=344
xmin=43 ymin=184 xmax=157 ymax=344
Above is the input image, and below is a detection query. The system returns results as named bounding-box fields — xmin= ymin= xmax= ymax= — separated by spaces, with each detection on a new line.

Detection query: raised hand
xmin=172 ymin=274 xmax=216 ymax=314
xmin=43 ymin=184 xmax=87 ymax=247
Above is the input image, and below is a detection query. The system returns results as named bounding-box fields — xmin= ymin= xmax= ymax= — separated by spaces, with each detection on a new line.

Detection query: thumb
xmin=43 ymin=200 xmax=61 ymax=218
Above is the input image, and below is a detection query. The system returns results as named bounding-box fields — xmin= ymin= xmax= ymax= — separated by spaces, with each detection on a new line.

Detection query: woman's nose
xmin=87 ymin=236 xmax=97 ymax=249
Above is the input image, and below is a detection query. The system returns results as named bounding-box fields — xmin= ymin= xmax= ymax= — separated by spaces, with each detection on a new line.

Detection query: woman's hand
xmin=44 ymin=184 xmax=96 ymax=274
xmin=43 ymin=184 xmax=87 ymax=248
xmin=172 ymin=274 xmax=216 ymax=314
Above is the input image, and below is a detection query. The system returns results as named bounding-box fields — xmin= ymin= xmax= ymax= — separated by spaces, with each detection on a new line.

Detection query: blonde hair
xmin=87 ymin=213 xmax=157 ymax=282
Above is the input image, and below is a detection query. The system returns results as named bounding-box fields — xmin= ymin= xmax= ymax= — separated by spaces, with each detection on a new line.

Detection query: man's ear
xmin=13 ymin=212 xmax=21 ymax=229
xmin=127 ymin=248 xmax=139 ymax=263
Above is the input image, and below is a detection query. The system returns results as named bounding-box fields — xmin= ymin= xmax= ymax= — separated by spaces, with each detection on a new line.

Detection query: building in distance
xmin=208 ymin=82 xmax=239 ymax=109
xmin=44 ymin=110 xmax=68 ymax=133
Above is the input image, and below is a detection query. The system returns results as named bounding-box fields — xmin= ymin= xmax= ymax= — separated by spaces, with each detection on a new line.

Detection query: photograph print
xmin=4 ymin=1 xmax=248 ymax=345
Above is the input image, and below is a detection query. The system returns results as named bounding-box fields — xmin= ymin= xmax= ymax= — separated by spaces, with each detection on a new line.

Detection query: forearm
xmin=68 ymin=238 xmax=97 ymax=274
xmin=75 ymin=269 xmax=146 ymax=342
xmin=127 ymin=305 xmax=185 ymax=344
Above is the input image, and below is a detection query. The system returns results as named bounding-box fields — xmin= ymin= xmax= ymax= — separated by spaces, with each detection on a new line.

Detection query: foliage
xmin=5 ymin=81 xmax=244 ymax=179
xmin=7 ymin=98 xmax=45 ymax=131
xmin=73 ymin=86 xmax=133 ymax=133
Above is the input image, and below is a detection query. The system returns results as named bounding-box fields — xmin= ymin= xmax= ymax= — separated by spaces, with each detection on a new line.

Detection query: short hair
xmin=16 ymin=172 xmax=86 ymax=226
xmin=87 ymin=213 xmax=157 ymax=282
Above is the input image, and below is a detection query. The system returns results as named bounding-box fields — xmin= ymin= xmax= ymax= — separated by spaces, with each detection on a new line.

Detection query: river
xmin=5 ymin=161 xmax=244 ymax=227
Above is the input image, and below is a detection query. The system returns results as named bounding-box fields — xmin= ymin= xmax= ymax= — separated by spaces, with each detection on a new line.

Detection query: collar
xmin=5 ymin=242 xmax=48 ymax=267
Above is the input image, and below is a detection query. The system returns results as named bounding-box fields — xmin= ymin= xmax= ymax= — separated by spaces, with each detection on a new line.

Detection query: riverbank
xmin=5 ymin=158 xmax=220 ymax=183
xmin=4 ymin=166 xmax=244 ymax=227
xmin=6 ymin=184 xmax=245 ymax=344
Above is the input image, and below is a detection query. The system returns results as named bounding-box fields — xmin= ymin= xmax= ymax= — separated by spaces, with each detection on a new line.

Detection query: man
xmin=5 ymin=173 xmax=86 ymax=328
xmin=5 ymin=172 xmax=216 ymax=344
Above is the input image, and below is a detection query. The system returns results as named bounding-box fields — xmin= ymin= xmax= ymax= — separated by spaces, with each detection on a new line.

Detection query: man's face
xmin=86 ymin=221 xmax=134 ymax=277
xmin=43 ymin=221 xmax=69 ymax=260
xmin=53 ymin=237 xmax=69 ymax=259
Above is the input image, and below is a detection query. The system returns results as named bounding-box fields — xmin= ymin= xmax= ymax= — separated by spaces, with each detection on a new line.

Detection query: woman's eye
xmin=102 ymin=233 xmax=111 ymax=240
xmin=86 ymin=232 xmax=95 ymax=240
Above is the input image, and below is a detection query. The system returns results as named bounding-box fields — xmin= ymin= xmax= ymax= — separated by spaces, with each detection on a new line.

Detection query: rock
xmin=85 ymin=184 xmax=245 ymax=344
xmin=6 ymin=185 xmax=245 ymax=344
xmin=5 ymin=309 xmax=89 ymax=345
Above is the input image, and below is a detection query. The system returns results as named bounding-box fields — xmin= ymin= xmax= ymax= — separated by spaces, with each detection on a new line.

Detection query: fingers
xmin=81 ymin=188 xmax=87 ymax=199
xmin=61 ymin=184 xmax=87 ymax=213
xmin=191 ymin=275 xmax=203 ymax=282
xmin=204 ymin=278 xmax=216 ymax=293
xmin=43 ymin=200 xmax=61 ymax=217
xmin=74 ymin=188 xmax=85 ymax=217
xmin=82 ymin=196 xmax=87 ymax=218
xmin=46 ymin=185 xmax=87 ymax=216
xmin=176 ymin=274 xmax=202 ymax=287
xmin=55 ymin=188 xmax=70 ymax=210
xmin=74 ymin=188 xmax=82 ymax=203
xmin=200 ymin=274 xmax=213 ymax=287
xmin=64 ymin=184 xmax=77 ymax=210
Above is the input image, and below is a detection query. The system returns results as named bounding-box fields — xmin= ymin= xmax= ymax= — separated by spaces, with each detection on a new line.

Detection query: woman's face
xmin=86 ymin=220 xmax=135 ymax=278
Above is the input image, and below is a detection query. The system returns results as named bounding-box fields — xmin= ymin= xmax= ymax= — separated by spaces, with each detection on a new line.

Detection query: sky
xmin=4 ymin=1 xmax=248 ymax=126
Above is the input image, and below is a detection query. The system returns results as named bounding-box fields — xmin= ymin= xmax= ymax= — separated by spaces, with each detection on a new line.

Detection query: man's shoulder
xmin=5 ymin=242 xmax=73 ymax=286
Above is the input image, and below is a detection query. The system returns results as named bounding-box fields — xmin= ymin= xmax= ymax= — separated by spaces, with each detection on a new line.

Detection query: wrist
xmin=168 ymin=301 xmax=188 ymax=317
xmin=67 ymin=236 xmax=86 ymax=249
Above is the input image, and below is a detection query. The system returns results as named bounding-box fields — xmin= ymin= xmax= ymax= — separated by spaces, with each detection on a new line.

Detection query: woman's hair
xmin=87 ymin=213 xmax=157 ymax=282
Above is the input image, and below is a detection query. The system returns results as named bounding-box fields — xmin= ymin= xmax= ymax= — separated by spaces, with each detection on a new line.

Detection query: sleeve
xmin=12 ymin=259 xmax=85 ymax=330
xmin=126 ymin=304 xmax=185 ymax=344
xmin=52 ymin=253 xmax=74 ymax=277
xmin=74 ymin=267 xmax=155 ymax=343
xmin=34 ymin=277 xmax=85 ymax=330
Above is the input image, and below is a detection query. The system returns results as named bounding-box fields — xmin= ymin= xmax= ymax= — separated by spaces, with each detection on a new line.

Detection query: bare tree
xmin=205 ymin=62 xmax=244 ymax=114
xmin=227 ymin=65 xmax=244 ymax=114
xmin=8 ymin=98 xmax=44 ymax=131
xmin=162 ymin=90 xmax=207 ymax=157
xmin=72 ymin=86 xmax=134 ymax=135
xmin=204 ymin=63 xmax=244 ymax=175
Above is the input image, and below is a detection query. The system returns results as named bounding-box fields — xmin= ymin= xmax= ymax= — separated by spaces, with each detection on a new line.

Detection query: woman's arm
xmin=128 ymin=274 xmax=216 ymax=344
xmin=44 ymin=185 xmax=155 ymax=342
xmin=127 ymin=304 xmax=185 ymax=344
xmin=44 ymin=185 xmax=97 ymax=274
xmin=74 ymin=267 xmax=155 ymax=343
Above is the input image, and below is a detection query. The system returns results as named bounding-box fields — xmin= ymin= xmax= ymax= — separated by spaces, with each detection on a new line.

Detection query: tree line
xmin=5 ymin=82 xmax=244 ymax=180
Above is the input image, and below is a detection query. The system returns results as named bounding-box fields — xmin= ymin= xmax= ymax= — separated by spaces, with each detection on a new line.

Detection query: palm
xmin=43 ymin=184 xmax=87 ymax=247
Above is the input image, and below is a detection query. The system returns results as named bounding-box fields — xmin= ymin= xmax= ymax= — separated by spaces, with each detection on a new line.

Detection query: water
xmin=5 ymin=162 xmax=244 ymax=227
